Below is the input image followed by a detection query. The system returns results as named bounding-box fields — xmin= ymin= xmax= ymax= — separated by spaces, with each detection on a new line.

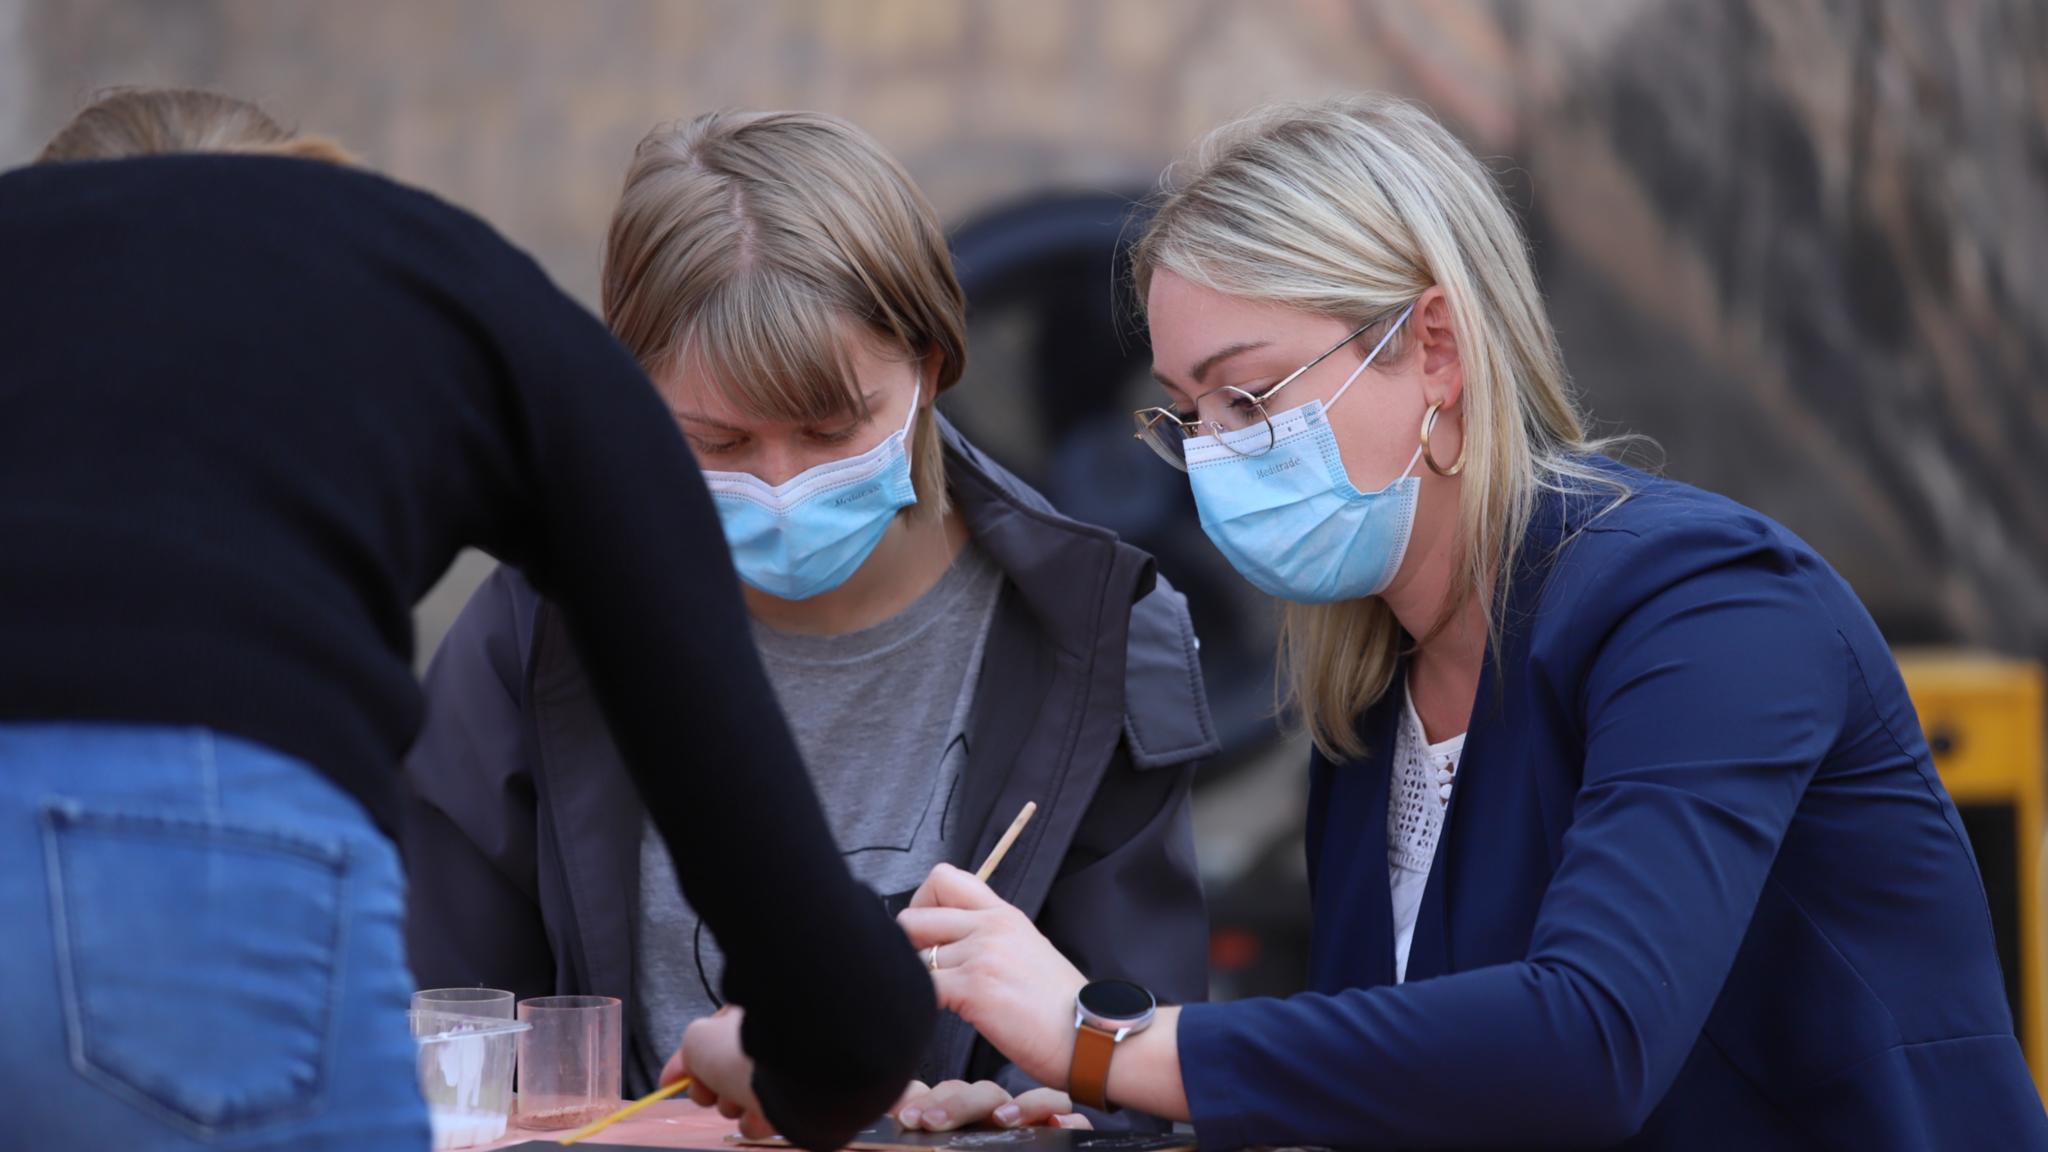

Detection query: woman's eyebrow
xmin=674 ymin=390 xmax=882 ymax=429
xmin=1152 ymin=340 xmax=1270 ymax=396
xmin=671 ymin=410 xmax=747 ymax=432
xmin=1188 ymin=341 xmax=1270 ymax=385
xmin=1152 ymin=341 xmax=1272 ymax=403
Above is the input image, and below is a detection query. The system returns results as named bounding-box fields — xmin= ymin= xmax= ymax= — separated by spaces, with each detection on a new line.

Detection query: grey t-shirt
xmin=632 ymin=541 xmax=1003 ymax=1076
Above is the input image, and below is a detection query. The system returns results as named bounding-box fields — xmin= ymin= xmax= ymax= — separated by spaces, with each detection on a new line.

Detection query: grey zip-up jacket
xmin=402 ymin=419 xmax=1217 ymax=1114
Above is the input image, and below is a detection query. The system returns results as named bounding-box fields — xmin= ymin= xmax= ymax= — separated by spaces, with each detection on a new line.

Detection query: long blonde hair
xmin=601 ymin=110 xmax=966 ymax=520
xmin=1134 ymin=94 xmax=1627 ymax=759
xmin=38 ymin=88 xmax=355 ymax=166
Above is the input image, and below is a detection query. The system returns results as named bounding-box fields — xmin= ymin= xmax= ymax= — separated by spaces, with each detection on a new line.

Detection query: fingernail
xmin=900 ymin=1109 xmax=922 ymax=1128
xmin=926 ymin=1110 xmax=949 ymax=1129
xmin=994 ymin=1105 xmax=1021 ymax=1127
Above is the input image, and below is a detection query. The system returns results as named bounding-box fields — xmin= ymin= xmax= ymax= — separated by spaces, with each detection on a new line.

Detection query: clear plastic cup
xmin=413 ymin=987 xmax=516 ymax=1020
xmin=515 ymin=995 xmax=623 ymax=1131
xmin=411 ymin=1010 xmax=529 ymax=1149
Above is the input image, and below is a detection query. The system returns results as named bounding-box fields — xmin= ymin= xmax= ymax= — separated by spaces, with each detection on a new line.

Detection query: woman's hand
xmin=896 ymin=863 xmax=1088 ymax=1089
xmin=661 ymin=1006 xmax=775 ymax=1139
xmin=893 ymin=1080 xmax=1091 ymax=1132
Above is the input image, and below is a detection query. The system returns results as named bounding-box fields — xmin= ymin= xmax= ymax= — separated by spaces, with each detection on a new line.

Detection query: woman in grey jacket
xmin=402 ymin=110 xmax=1214 ymax=1133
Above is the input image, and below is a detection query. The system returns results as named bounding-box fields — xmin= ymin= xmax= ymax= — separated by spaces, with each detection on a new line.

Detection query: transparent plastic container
xmin=515 ymin=995 xmax=623 ymax=1130
xmin=414 ymin=987 xmax=516 ymax=1019
xmin=411 ymin=1009 xmax=530 ymax=1149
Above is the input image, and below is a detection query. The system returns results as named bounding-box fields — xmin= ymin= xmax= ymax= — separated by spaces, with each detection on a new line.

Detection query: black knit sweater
xmin=0 ymin=154 xmax=934 ymax=1150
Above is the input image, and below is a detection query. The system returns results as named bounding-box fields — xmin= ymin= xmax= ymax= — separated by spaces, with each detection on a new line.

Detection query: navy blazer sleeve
xmin=1177 ymin=516 xmax=1850 ymax=1149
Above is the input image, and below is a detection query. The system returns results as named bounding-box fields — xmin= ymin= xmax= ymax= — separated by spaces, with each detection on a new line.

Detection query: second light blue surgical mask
xmin=1184 ymin=310 xmax=1421 ymax=603
xmin=703 ymin=384 xmax=921 ymax=601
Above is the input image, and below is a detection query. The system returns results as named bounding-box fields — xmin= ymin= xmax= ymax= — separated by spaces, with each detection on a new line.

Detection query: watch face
xmin=1079 ymin=979 xmax=1155 ymax=1023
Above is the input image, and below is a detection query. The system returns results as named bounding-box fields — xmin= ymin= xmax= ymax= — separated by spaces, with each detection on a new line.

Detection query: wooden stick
xmin=557 ymin=1076 xmax=692 ymax=1146
xmin=974 ymin=801 xmax=1038 ymax=884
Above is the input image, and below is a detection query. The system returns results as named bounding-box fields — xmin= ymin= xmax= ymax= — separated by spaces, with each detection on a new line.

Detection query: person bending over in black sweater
xmin=0 ymin=88 xmax=933 ymax=1152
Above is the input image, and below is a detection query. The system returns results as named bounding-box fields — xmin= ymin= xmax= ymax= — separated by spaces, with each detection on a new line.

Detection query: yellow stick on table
xmin=558 ymin=1076 xmax=692 ymax=1146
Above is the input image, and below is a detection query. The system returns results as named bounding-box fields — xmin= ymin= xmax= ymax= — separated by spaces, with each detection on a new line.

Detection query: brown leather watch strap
xmin=1069 ymin=1022 xmax=1118 ymax=1111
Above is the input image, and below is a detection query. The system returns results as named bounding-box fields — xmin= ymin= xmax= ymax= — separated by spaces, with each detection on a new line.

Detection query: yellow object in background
xmin=1897 ymin=651 xmax=2047 ymax=1103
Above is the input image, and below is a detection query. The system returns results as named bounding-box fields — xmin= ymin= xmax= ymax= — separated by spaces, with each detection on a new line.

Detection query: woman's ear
xmin=918 ymin=346 xmax=946 ymax=403
xmin=1414 ymin=287 xmax=1464 ymax=411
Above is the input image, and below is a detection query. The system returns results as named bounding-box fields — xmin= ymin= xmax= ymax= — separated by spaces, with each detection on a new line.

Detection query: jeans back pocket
xmin=41 ymin=800 xmax=349 ymax=1135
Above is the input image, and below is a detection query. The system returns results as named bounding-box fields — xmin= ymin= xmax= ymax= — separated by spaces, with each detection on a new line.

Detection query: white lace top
xmin=1389 ymin=681 xmax=1465 ymax=983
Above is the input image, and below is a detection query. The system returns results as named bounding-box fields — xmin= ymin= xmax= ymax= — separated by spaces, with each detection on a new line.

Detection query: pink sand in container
xmin=516 ymin=1100 xmax=617 ymax=1130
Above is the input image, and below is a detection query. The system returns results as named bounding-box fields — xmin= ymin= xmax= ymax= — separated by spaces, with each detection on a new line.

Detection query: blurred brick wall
xmin=7 ymin=0 xmax=1465 ymax=299
xmin=8 ymin=0 xmax=2046 ymax=663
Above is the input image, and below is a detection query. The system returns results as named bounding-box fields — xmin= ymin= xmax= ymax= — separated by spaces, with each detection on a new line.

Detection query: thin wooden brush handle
xmin=974 ymin=801 xmax=1037 ymax=884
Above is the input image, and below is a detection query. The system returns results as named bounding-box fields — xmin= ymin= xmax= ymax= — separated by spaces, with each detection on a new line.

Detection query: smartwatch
xmin=1069 ymin=979 xmax=1156 ymax=1111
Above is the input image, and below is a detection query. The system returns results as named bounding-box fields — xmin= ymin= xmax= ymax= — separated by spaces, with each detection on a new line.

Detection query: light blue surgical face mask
xmin=703 ymin=384 xmax=921 ymax=601
xmin=1184 ymin=314 xmax=1420 ymax=603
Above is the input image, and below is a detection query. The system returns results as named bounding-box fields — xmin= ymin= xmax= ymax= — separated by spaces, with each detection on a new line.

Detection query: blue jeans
xmin=0 ymin=723 xmax=430 ymax=1151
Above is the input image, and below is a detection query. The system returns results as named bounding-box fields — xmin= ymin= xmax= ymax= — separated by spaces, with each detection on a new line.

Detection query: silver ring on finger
xmin=927 ymin=943 xmax=942 ymax=970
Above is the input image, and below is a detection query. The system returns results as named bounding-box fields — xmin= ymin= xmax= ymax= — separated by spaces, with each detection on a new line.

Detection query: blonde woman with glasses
xmin=900 ymin=95 xmax=2048 ymax=1149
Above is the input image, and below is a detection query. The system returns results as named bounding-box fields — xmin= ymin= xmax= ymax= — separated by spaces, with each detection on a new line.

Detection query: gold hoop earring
xmin=1419 ymin=402 xmax=1465 ymax=477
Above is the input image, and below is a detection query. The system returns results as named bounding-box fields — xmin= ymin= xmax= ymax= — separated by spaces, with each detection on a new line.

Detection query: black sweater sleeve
xmin=466 ymin=250 xmax=937 ymax=1149
xmin=0 ymin=156 xmax=931 ymax=1140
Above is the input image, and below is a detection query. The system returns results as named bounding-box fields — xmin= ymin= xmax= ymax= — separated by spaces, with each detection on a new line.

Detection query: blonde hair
xmin=601 ymin=110 xmax=966 ymax=519
xmin=38 ymin=87 xmax=355 ymax=166
xmin=1134 ymin=94 xmax=1628 ymax=759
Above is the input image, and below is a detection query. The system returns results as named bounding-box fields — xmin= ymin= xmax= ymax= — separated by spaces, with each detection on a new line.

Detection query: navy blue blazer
xmin=1178 ymin=462 xmax=2048 ymax=1149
